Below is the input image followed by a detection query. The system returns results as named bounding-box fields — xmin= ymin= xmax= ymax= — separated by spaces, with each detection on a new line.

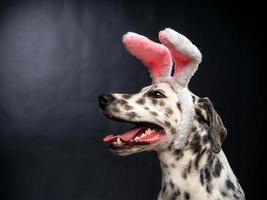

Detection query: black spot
xmin=161 ymin=162 xmax=169 ymax=168
xmin=174 ymin=149 xmax=181 ymax=155
xmin=162 ymin=182 xmax=167 ymax=192
xmin=119 ymin=99 xmax=128 ymax=105
xmin=195 ymin=107 xmax=209 ymax=125
xmin=206 ymin=184 xmax=212 ymax=193
xmin=226 ymin=179 xmax=235 ymax=191
xmin=144 ymin=107 xmax=149 ymax=110
xmin=192 ymin=95 xmax=196 ymax=103
xmin=207 ymin=154 xmax=215 ymax=168
xmin=183 ymin=160 xmax=192 ymax=179
xmin=170 ymin=163 xmax=176 ymax=168
xmin=233 ymin=193 xmax=240 ymax=199
xmin=200 ymin=169 xmax=204 ymax=185
xmin=136 ymin=98 xmax=145 ymax=105
xmin=170 ymin=127 xmax=176 ymax=135
xmin=202 ymin=134 xmax=210 ymax=144
xmin=204 ymin=167 xmax=212 ymax=183
xmin=127 ymin=112 xmax=137 ymax=119
xmin=220 ymin=190 xmax=228 ymax=197
xmin=174 ymin=150 xmax=184 ymax=161
xmin=213 ymin=159 xmax=223 ymax=177
xmin=183 ymin=170 xmax=187 ymax=179
xmin=159 ymin=100 xmax=166 ymax=106
xmin=171 ymin=190 xmax=180 ymax=200
xmin=151 ymin=99 xmax=158 ymax=105
xmin=166 ymin=107 xmax=174 ymax=115
xmin=190 ymin=133 xmax=201 ymax=153
xmin=112 ymin=108 xmax=120 ymax=113
xmin=176 ymin=102 xmax=181 ymax=111
xmin=191 ymin=125 xmax=197 ymax=132
xmin=150 ymin=111 xmax=158 ymax=116
xmin=165 ymin=121 xmax=171 ymax=128
xmin=194 ymin=148 xmax=206 ymax=170
xmin=187 ymin=160 xmax=192 ymax=174
xmin=176 ymin=189 xmax=181 ymax=196
xmin=170 ymin=180 xmax=175 ymax=189
xmin=122 ymin=94 xmax=132 ymax=99
xmin=124 ymin=104 xmax=133 ymax=110
xmin=184 ymin=192 xmax=190 ymax=200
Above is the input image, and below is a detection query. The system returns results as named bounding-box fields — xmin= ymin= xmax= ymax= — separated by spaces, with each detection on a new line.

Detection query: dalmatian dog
xmin=98 ymin=28 xmax=245 ymax=200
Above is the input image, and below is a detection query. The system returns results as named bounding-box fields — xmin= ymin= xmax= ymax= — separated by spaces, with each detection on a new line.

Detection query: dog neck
xmin=157 ymin=123 xmax=211 ymax=200
xmin=156 ymin=122 xmax=244 ymax=200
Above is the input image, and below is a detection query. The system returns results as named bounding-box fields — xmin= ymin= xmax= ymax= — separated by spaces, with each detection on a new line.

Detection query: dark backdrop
xmin=0 ymin=0 xmax=265 ymax=199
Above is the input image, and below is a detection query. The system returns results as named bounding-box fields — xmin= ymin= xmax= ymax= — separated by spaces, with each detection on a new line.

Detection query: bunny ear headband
xmin=122 ymin=28 xmax=202 ymax=149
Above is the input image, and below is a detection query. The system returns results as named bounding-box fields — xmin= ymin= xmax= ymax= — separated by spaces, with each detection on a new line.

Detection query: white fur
xmin=165 ymin=78 xmax=194 ymax=149
xmin=173 ymin=87 xmax=194 ymax=148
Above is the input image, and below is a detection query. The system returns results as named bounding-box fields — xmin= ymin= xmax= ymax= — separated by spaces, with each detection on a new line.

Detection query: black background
xmin=0 ymin=0 xmax=265 ymax=199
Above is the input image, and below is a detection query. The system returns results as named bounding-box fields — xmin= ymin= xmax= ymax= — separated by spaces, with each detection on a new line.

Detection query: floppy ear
xmin=122 ymin=32 xmax=173 ymax=82
xmin=159 ymin=28 xmax=202 ymax=87
xmin=198 ymin=98 xmax=227 ymax=153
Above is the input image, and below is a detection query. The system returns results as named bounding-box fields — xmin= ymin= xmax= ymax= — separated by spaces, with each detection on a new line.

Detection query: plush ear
xmin=122 ymin=32 xmax=173 ymax=81
xmin=159 ymin=28 xmax=202 ymax=87
xmin=197 ymin=98 xmax=227 ymax=153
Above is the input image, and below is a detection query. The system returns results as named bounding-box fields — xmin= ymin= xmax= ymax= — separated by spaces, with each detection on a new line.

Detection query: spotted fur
xmin=100 ymin=82 xmax=245 ymax=200
xmin=99 ymin=28 xmax=246 ymax=199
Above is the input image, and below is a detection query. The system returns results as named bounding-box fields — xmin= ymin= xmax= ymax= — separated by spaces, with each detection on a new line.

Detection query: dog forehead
xmin=140 ymin=82 xmax=175 ymax=94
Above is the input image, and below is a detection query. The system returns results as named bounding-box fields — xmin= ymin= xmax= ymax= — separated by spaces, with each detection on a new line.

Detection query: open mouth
xmin=102 ymin=117 xmax=166 ymax=149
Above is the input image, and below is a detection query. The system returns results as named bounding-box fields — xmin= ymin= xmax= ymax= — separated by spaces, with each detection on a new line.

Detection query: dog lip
xmin=103 ymin=124 xmax=165 ymax=150
xmin=101 ymin=111 xmax=166 ymax=149
xmin=102 ymin=111 xmax=132 ymax=123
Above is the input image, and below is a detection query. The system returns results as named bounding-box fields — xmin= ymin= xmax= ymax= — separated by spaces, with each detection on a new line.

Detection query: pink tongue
xmin=103 ymin=127 xmax=145 ymax=143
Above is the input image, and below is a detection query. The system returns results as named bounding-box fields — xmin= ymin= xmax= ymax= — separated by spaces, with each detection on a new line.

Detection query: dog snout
xmin=98 ymin=94 xmax=115 ymax=108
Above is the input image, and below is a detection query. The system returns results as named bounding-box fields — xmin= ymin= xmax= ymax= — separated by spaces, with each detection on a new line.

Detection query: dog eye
xmin=148 ymin=90 xmax=166 ymax=98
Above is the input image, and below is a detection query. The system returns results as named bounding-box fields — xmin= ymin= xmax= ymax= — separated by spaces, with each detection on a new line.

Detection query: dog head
xmin=99 ymin=28 xmax=226 ymax=156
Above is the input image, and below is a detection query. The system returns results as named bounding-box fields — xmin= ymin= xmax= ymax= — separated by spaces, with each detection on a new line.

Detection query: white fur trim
xmin=174 ymin=87 xmax=194 ymax=148
xmin=158 ymin=28 xmax=201 ymax=147
xmin=165 ymin=78 xmax=194 ymax=149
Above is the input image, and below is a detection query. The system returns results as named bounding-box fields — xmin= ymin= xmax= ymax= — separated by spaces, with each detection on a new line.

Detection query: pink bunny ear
xmin=159 ymin=28 xmax=202 ymax=87
xmin=122 ymin=32 xmax=172 ymax=81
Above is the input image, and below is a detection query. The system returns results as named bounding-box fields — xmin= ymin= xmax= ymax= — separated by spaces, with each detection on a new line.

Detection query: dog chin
xmin=108 ymin=138 xmax=170 ymax=156
xmin=109 ymin=148 xmax=144 ymax=156
xmin=109 ymin=148 xmax=140 ymax=156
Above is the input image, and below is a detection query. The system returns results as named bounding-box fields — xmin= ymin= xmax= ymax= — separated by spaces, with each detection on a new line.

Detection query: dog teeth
xmin=134 ymin=136 xmax=140 ymax=141
xmin=134 ymin=128 xmax=156 ymax=141
xmin=144 ymin=128 xmax=154 ymax=135
xmin=117 ymin=137 xmax=122 ymax=145
xmin=112 ymin=138 xmax=124 ymax=146
xmin=146 ymin=128 xmax=151 ymax=133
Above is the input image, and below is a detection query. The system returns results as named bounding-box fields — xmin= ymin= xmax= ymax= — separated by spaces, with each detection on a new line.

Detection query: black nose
xmin=98 ymin=94 xmax=115 ymax=108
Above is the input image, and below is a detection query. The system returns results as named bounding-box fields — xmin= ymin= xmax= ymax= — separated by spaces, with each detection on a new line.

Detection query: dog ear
xmin=122 ymin=32 xmax=173 ymax=82
xmin=159 ymin=28 xmax=202 ymax=87
xmin=197 ymin=98 xmax=227 ymax=153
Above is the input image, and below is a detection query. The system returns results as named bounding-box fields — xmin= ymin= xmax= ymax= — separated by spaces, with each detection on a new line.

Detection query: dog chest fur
xmin=156 ymin=113 xmax=245 ymax=200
